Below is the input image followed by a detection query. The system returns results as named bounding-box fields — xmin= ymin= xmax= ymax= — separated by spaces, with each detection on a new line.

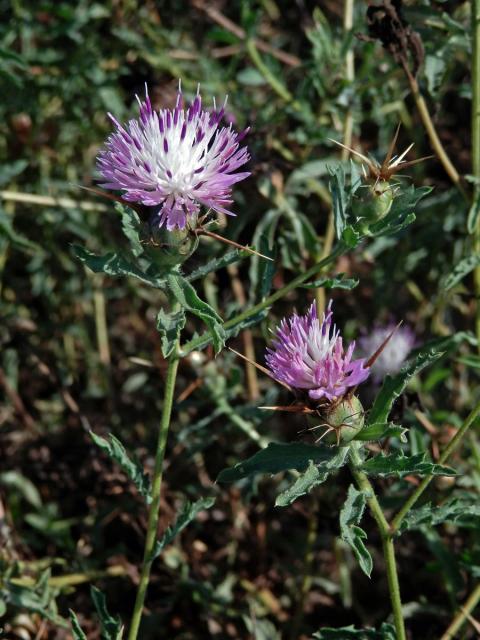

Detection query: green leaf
xmin=70 ymin=610 xmax=88 ymax=640
xmin=329 ymin=164 xmax=348 ymax=239
xmin=301 ymin=273 xmax=359 ymax=290
xmin=369 ymin=186 xmax=431 ymax=237
xmin=367 ymin=344 xmax=446 ymax=427
xmin=275 ymin=448 xmax=349 ymax=507
xmin=217 ymin=442 xmax=347 ymax=483
xmin=339 ymin=485 xmax=372 ymax=577
xmin=397 ymin=497 xmax=480 ymax=534
xmin=361 ymin=452 xmax=456 ymax=478
xmin=152 ymin=497 xmax=215 ymax=559
xmin=115 ymin=203 xmax=144 ymax=257
xmin=90 ymin=586 xmax=123 ymax=640
xmin=468 ymin=189 xmax=480 ymax=233
xmin=156 ymin=308 xmax=186 ymax=357
xmin=313 ymin=623 xmax=396 ymax=639
xmin=353 ymin=422 xmax=407 ymax=443
xmin=186 ymin=249 xmax=248 ymax=282
xmin=0 ymin=471 xmax=42 ymax=509
xmin=0 ymin=206 xmax=42 ymax=254
xmin=73 ymin=245 xmax=165 ymax=288
xmin=443 ymin=253 xmax=480 ymax=290
xmin=90 ymin=432 xmax=151 ymax=503
xmin=166 ymin=273 xmax=225 ymax=353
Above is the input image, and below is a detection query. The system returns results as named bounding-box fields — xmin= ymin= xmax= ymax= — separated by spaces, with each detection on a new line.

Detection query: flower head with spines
xmin=266 ymin=301 xmax=371 ymax=403
xmin=97 ymin=83 xmax=250 ymax=231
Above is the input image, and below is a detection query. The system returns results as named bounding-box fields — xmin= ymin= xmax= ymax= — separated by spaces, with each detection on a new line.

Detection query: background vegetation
xmin=1 ymin=1 xmax=479 ymax=638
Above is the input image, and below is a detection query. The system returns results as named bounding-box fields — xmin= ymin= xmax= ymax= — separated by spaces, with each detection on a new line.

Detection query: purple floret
xmin=266 ymin=302 xmax=371 ymax=403
xmin=96 ymin=83 xmax=250 ymax=231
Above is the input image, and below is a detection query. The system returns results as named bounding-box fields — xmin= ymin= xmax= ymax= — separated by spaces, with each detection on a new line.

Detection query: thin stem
xmin=472 ymin=0 xmax=480 ymax=351
xmin=179 ymin=244 xmax=344 ymax=355
xmin=348 ymin=446 xmax=406 ymax=640
xmin=440 ymin=582 xmax=480 ymax=640
xmin=391 ymin=398 xmax=480 ymax=534
xmin=402 ymin=63 xmax=468 ymax=200
xmin=127 ymin=345 xmax=180 ymax=640
xmin=227 ymin=263 xmax=259 ymax=400
xmin=245 ymin=39 xmax=303 ymax=112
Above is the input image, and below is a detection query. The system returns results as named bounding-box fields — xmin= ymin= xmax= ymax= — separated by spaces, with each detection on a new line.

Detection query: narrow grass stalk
xmin=402 ymin=63 xmax=468 ymax=200
xmin=391 ymin=398 xmax=480 ymax=534
xmin=348 ymin=446 xmax=406 ymax=640
xmin=440 ymin=582 xmax=480 ymax=640
xmin=127 ymin=345 xmax=180 ymax=640
xmin=472 ymin=0 xmax=480 ymax=351
xmin=317 ymin=0 xmax=354 ymax=316
xmin=180 ymin=245 xmax=344 ymax=355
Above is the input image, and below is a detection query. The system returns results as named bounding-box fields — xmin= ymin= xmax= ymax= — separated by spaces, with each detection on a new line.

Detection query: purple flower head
xmin=97 ymin=83 xmax=250 ymax=231
xmin=266 ymin=302 xmax=371 ymax=403
xmin=358 ymin=324 xmax=415 ymax=382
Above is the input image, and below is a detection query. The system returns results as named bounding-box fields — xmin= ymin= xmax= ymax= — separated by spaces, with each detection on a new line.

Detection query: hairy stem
xmin=440 ymin=582 xmax=480 ymax=640
xmin=127 ymin=345 xmax=180 ymax=640
xmin=348 ymin=446 xmax=406 ymax=640
xmin=391 ymin=398 xmax=480 ymax=534
xmin=179 ymin=244 xmax=344 ymax=355
xmin=473 ymin=0 xmax=480 ymax=351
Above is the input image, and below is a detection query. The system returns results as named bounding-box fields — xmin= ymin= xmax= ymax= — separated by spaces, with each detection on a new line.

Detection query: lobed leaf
xmin=397 ymin=497 xmax=480 ymax=534
xmin=156 ymin=307 xmax=186 ymax=357
xmin=152 ymin=497 xmax=215 ymax=559
xmin=301 ymin=273 xmax=359 ymax=290
xmin=339 ymin=485 xmax=372 ymax=577
xmin=361 ymin=452 xmax=456 ymax=478
xmin=217 ymin=442 xmax=347 ymax=483
xmin=313 ymin=623 xmax=396 ymax=639
xmin=90 ymin=586 xmax=123 ymax=640
xmin=73 ymin=245 xmax=165 ymax=288
xmin=167 ymin=273 xmax=225 ymax=354
xmin=367 ymin=345 xmax=446 ymax=427
xmin=115 ymin=203 xmax=144 ymax=257
xmin=90 ymin=432 xmax=151 ymax=503
xmin=443 ymin=253 xmax=480 ymax=290
xmin=186 ymin=248 xmax=248 ymax=282
xmin=69 ymin=610 xmax=88 ymax=640
xmin=353 ymin=422 xmax=407 ymax=443
xmin=275 ymin=448 xmax=349 ymax=507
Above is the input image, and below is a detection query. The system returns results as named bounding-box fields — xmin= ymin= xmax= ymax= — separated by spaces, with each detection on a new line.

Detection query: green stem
xmin=245 ymin=38 xmax=302 ymax=111
xmin=348 ymin=446 xmax=406 ymax=640
xmin=402 ymin=62 xmax=468 ymax=200
xmin=179 ymin=244 xmax=344 ymax=355
xmin=473 ymin=0 xmax=480 ymax=351
xmin=391 ymin=399 xmax=480 ymax=534
xmin=127 ymin=345 xmax=180 ymax=640
xmin=440 ymin=582 xmax=480 ymax=640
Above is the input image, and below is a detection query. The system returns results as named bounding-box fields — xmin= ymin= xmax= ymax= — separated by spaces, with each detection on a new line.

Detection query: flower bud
xmin=323 ymin=395 xmax=365 ymax=445
xmin=142 ymin=224 xmax=199 ymax=269
xmin=353 ymin=180 xmax=394 ymax=222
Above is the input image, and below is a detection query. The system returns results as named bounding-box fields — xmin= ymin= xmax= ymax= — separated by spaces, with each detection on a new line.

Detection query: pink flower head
xmin=266 ymin=302 xmax=370 ymax=403
xmin=97 ymin=83 xmax=250 ymax=231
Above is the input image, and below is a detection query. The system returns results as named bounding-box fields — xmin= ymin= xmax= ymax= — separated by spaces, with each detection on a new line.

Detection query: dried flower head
xmin=358 ymin=323 xmax=415 ymax=382
xmin=97 ymin=83 xmax=250 ymax=231
xmin=265 ymin=302 xmax=371 ymax=403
